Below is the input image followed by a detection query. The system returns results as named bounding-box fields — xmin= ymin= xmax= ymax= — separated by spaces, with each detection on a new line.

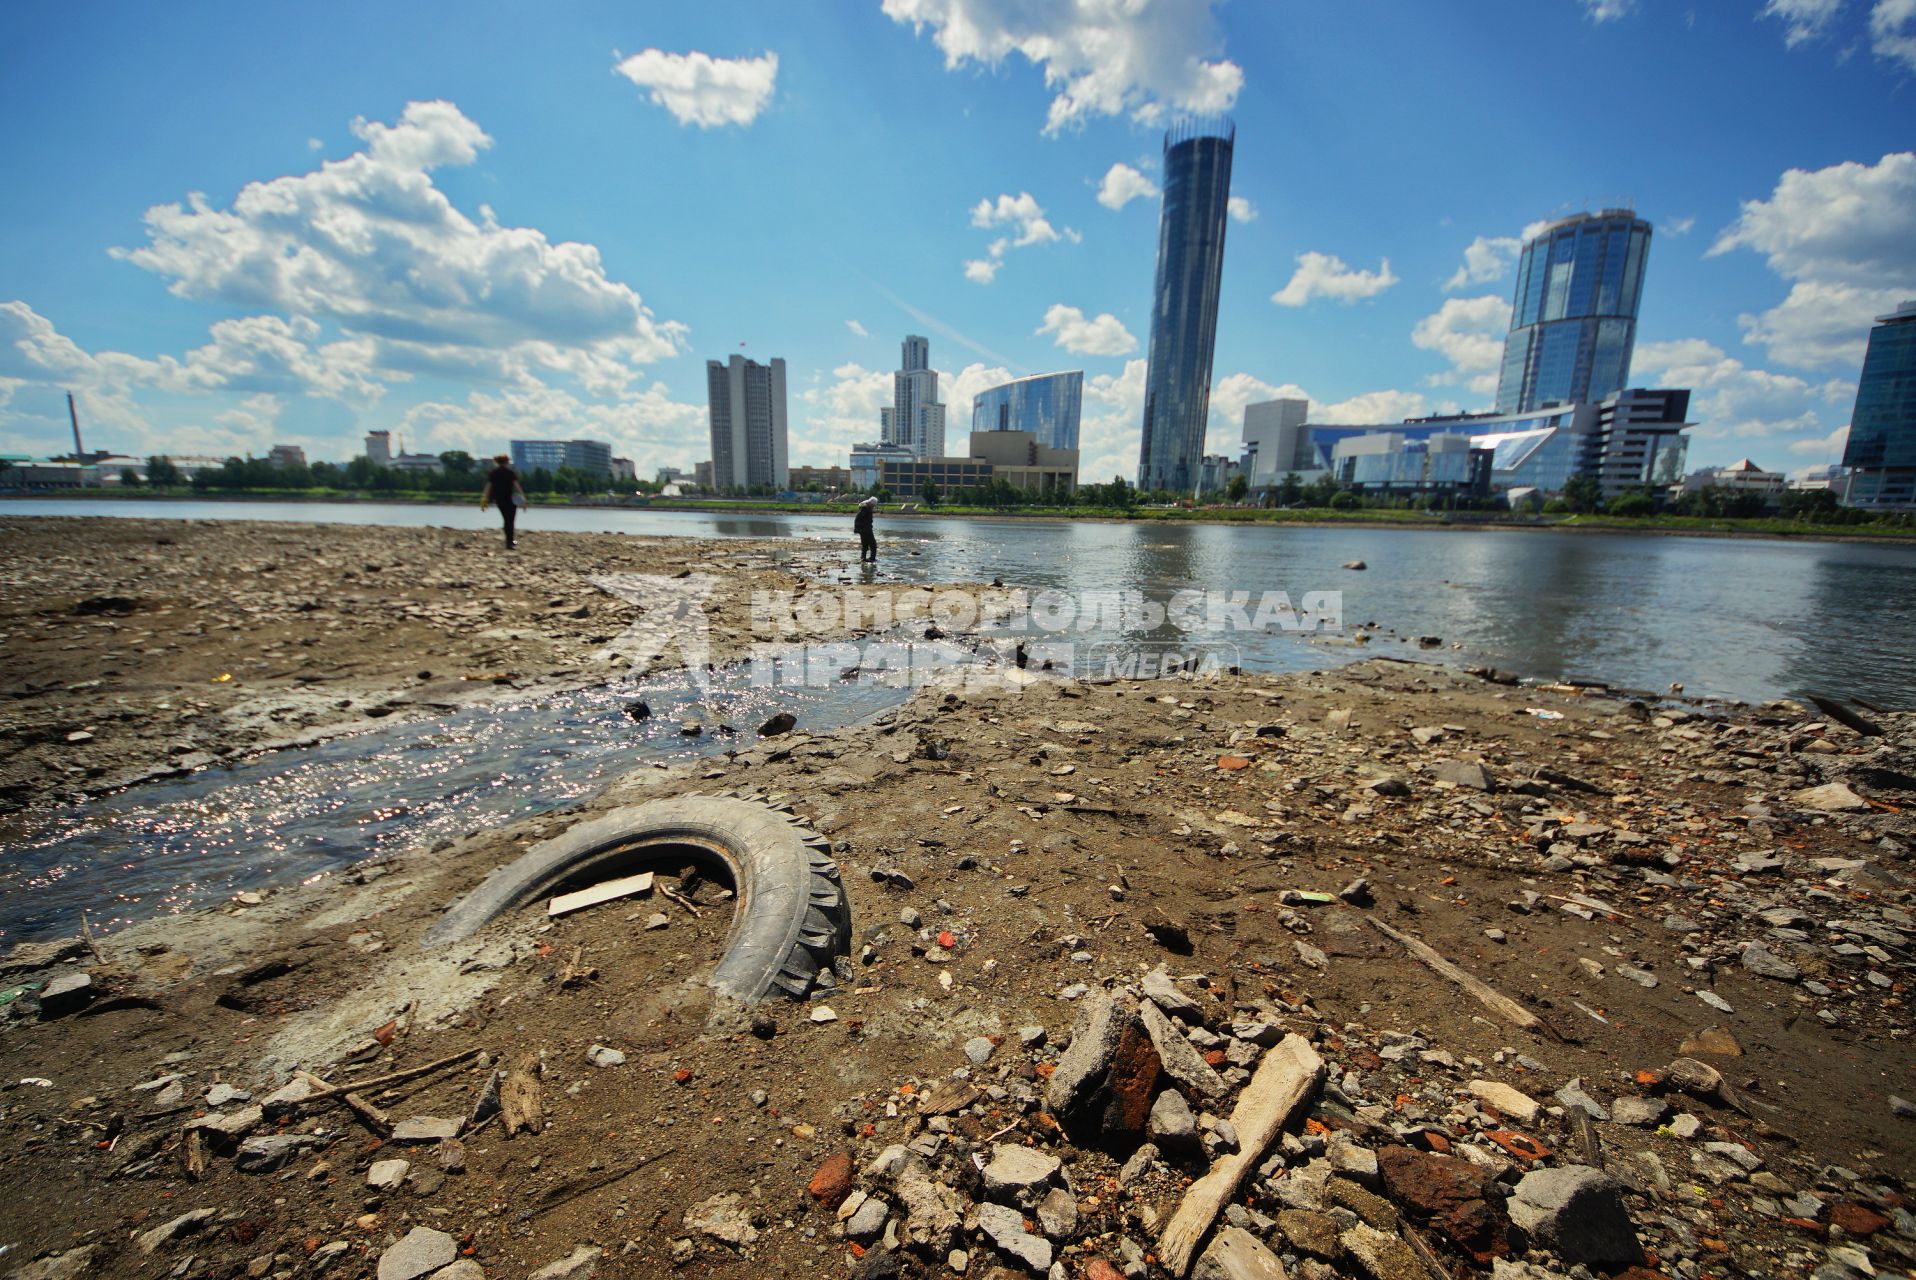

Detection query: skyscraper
xmin=1137 ymin=119 xmax=1235 ymax=495
xmin=1841 ymin=299 xmax=1916 ymax=508
xmin=882 ymin=334 xmax=946 ymax=459
xmin=707 ymin=354 xmax=789 ymax=491
xmin=1495 ymin=210 xmax=1653 ymax=414
xmin=971 ymin=371 xmax=1084 ymax=450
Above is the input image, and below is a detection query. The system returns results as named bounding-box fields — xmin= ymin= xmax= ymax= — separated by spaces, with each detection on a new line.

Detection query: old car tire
xmin=422 ymin=794 xmax=851 ymax=1002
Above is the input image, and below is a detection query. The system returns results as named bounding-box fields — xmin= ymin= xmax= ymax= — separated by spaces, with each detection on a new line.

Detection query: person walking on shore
xmin=853 ymin=496 xmax=878 ymax=563
xmin=479 ymin=454 xmax=527 ymax=549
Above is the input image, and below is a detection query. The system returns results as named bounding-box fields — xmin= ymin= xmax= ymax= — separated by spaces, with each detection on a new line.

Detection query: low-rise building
xmin=510 ymin=439 xmax=613 ymax=476
xmin=1681 ymin=458 xmax=1785 ymax=497
xmin=268 ymin=444 xmax=307 ymax=469
xmin=789 ymin=464 xmax=853 ymax=491
xmin=1329 ymin=432 xmax=1490 ymax=498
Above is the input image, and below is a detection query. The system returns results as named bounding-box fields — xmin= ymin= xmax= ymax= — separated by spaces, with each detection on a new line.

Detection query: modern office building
xmin=364 ymin=430 xmax=392 ymax=467
xmin=849 ymin=441 xmax=915 ymax=493
xmin=789 ymin=464 xmax=853 ymax=492
xmin=1328 ymin=432 xmax=1491 ymax=499
xmin=867 ymin=430 xmax=1079 ymax=498
xmin=1240 ymin=398 xmax=1311 ymax=484
xmin=509 ymin=439 xmax=613 ymax=476
xmin=1137 ymin=118 xmax=1235 ymax=495
xmin=1586 ymin=388 xmax=1691 ymax=497
xmin=881 ymin=334 xmax=946 ymax=460
xmin=1197 ymin=454 xmax=1240 ymax=497
xmin=971 ymin=370 xmax=1084 ymax=451
xmin=1495 ymin=210 xmax=1653 ymax=414
xmin=1841 ymin=299 xmax=1916 ymax=508
xmin=706 ymin=355 xmax=789 ymax=490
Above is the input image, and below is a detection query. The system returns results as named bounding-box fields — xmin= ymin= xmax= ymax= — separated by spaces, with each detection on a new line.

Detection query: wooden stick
xmin=1368 ymin=917 xmax=1542 ymax=1032
xmin=291 ymin=1048 xmax=484 ymax=1106
xmin=1158 ymin=1033 xmax=1326 ymax=1276
xmin=295 ymin=1068 xmax=393 ymax=1137
xmin=1806 ymin=693 xmax=1883 ymax=737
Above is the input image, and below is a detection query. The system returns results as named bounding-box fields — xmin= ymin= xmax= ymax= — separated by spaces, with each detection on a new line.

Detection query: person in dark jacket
xmin=479 ymin=454 xmax=527 ymax=548
xmin=853 ymin=496 xmax=878 ymax=563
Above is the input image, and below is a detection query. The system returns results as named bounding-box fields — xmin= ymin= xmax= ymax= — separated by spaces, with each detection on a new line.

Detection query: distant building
xmin=1495 ymin=210 xmax=1653 ymax=413
xmin=1841 ymin=299 xmax=1916 ymax=508
xmin=1137 ymin=118 xmax=1235 ymax=495
xmin=510 ymin=439 xmax=613 ymax=476
xmin=866 ymin=431 xmax=1079 ymax=498
xmin=971 ymin=371 xmax=1084 ymax=451
xmin=158 ymin=454 xmax=228 ymax=478
xmin=789 ymin=464 xmax=853 ymax=491
xmin=610 ymin=456 xmax=637 ymax=483
xmin=268 ymin=444 xmax=307 ymax=469
xmin=1586 ymin=388 xmax=1691 ymax=497
xmin=694 ymin=460 xmax=715 ymax=490
xmin=881 ymin=335 xmax=946 ymax=460
xmin=706 ymin=355 xmax=789 ymax=490
xmin=1328 ymin=432 xmax=1491 ymax=498
xmin=850 ymin=441 xmax=915 ymax=493
xmin=1789 ymin=464 xmax=1852 ymax=499
xmin=1681 ymin=458 xmax=1785 ymax=498
xmin=1197 ymin=454 xmax=1241 ymax=497
xmin=1240 ymin=398 xmax=1311 ymax=485
xmin=365 ymin=430 xmax=393 ymax=467
xmin=655 ymin=465 xmax=691 ymax=486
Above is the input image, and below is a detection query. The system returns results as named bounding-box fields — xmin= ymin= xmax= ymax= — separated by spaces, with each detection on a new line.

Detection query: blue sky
xmin=2 ymin=0 xmax=1913 ymax=484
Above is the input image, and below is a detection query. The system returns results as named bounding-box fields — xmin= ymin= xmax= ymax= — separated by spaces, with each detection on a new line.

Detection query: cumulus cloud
xmin=1097 ymin=162 xmax=1159 ymax=211
xmin=963 ymin=257 xmax=1001 ymax=284
xmin=798 ymin=361 xmax=894 ymax=456
xmin=1872 ymin=0 xmax=1916 ymax=69
xmin=1664 ymin=215 xmax=1695 ymax=236
xmin=1443 ymin=235 xmax=1522 ymax=291
xmin=1227 ymin=196 xmax=1257 ymax=223
xmin=1078 ymin=357 xmax=1147 ymax=483
xmin=1708 ymin=151 xmax=1916 ymax=367
xmin=1206 ymin=372 xmax=1309 ymax=453
xmin=1412 ymin=295 xmax=1510 ymax=398
xmin=971 ymin=192 xmax=1062 ymax=246
xmin=611 ymin=49 xmax=779 ymax=128
xmin=1316 ymin=389 xmax=1429 ymax=424
xmin=846 ymin=319 xmax=870 ymax=337
xmin=1036 ymin=304 xmax=1137 ymax=356
xmin=1271 ymin=252 xmax=1399 ymax=307
xmin=882 ymin=0 xmax=1242 ymax=134
xmin=1633 ymin=337 xmax=1849 ymax=442
xmin=399 ymin=380 xmax=708 ymax=465
xmin=1789 ymin=424 xmax=1850 ymax=457
xmin=1582 ymin=0 xmax=1636 ymax=20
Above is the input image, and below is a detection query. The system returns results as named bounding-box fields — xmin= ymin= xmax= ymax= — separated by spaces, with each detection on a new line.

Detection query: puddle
xmin=0 ymin=643 xmax=962 ymax=943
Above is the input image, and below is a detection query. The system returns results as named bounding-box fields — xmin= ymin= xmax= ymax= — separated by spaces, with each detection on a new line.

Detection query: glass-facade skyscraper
xmin=1137 ymin=118 xmax=1234 ymax=495
xmin=1842 ymin=300 xmax=1916 ymax=508
xmin=972 ymin=371 xmax=1083 ymax=451
xmin=1495 ymin=210 xmax=1652 ymax=414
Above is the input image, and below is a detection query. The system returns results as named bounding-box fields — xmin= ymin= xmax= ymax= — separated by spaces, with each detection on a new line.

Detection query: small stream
xmin=0 ymin=647 xmax=949 ymax=943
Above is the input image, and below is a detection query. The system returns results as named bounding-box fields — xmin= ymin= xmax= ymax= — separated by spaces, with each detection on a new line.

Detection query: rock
xmin=975 ymin=1202 xmax=1053 ymax=1273
xmin=204 ymin=1082 xmax=249 ymax=1107
xmin=643 ymin=912 xmax=669 ymax=930
xmin=1377 ymin=1145 xmax=1511 ymax=1263
xmin=1667 ymin=1114 xmax=1703 ymax=1139
xmin=1117 ymin=1143 xmax=1159 ymax=1188
xmin=808 ymin=1151 xmax=854 ymax=1206
xmin=982 ymin=1144 xmax=1061 ymax=1197
xmin=896 ymin=1167 xmax=964 ymax=1249
xmin=1142 ymin=968 xmax=1203 ymax=1019
xmin=586 ymin=1044 xmax=626 ymax=1067
xmin=391 ymin=1116 xmax=461 ymax=1142
xmin=1741 ymin=942 xmax=1802 ymax=982
xmin=1827 ymin=1202 xmax=1890 ymax=1237
xmin=1468 ymin=1080 xmax=1541 ymax=1124
xmin=135 ymin=1208 xmax=218 ymax=1255
xmin=189 ymin=1104 xmax=263 ymax=1141
xmin=1556 ymin=1078 xmax=1611 ymax=1121
xmin=377 ymin=1227 xmax=457 ymax=1280
xmin=1344 ymin=560 xmax=1368 ymax=570
xmin=1138 ymin=997 xmax=1226 ymax=1099
xmin=1045 ymin=987 xmax=1126 ymax=1120
xmin=684 ymin=1191 xmax=759 ymax=1247
xmin=436 ymin=1263 xmax=485 ymax=1280
xmin=1789 ymin=782 xmax=1869 ymax=812
xmin=5 ymin=1247 xmax=99 ymax=1280
xmin=1340 ymin=1221 xmax=1424 ymax=1280
xmin=758 ymin=711 xmax=797 ymax=737
xmin=527 ymin=1245 xmax=603 ymax=1280
xmin=1277 ymin=1208 xmax=1341 ymax=1259
xmin=1327 ymin=1176 xmax=1400 ymax=1230
xmin=1610 ymin=1096 xmax=1668 ymax=1127
xmin=1662 ymin=1057 xmax=1725 ymax=1101
xmin=1018 ymin=1025 xmax=1047 ymax=1048
xmin=1433 ymin=760 xmax=1494 ymax=792
xmin=235 ymin=1134 xmax=307 ymax=1173
xmin=1679 ymin=1027 xmax=1743 ymax=1056
xmin=260 ymin=1078 xmax=316 ymax=1117
xmin=1192 ymin=1226 xmax=1288 ymax=1280
xmin=846 ymin=1195 xmax=890 ymax=1241
xmin=1329 ymin=1137 xmax=1380 ymax=1187
xmin=963 ymin=1036 xmax=998 ymax=1066
xmin=1148 ymin=1088 xmax=1199 ymax=1151
xmin=1036 ymin=1187 xmax=1078 ymax=1239
xmin=366 ymin=1158 xmax=410 ymax=1190
xmin=36 ymin=971 xmax=95 ymax=1019
xmin=1509 ymin=1165 xmax=1643 ymax=1267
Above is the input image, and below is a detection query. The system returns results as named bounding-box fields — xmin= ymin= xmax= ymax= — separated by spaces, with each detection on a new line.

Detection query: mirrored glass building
xmin=1842 ymin=300 xmax=1916 ymax=508
xmin=971 ymin=371 xmax=1083 ymax=451
xmin=1495 ymin=210 xmax=1652 ymax=414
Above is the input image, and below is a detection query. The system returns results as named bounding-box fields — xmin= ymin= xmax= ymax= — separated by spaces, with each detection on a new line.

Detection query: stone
xmin=135 ymin=1208 xmax=218 ymax=1255
xmin=808 ymin=1151 xmax=854 ymax=1206
xmin=1340 ymin=1221 xmax=1424 ymax=1280
xmin=1741 ymin=942 xmax=1802 ymax=982
xmin=1329 ymin=1137 xmax=1380 ymax=1187
xmin=1509 ymin=1165 xmax=1643 ymax=1267
xmin=684 ymin=1191 xmax=759 ymax=1247
xmin=436 ymin=1263 xmax=485 ymax=1280
xmin=1036 ymin=1187 xmax=1078 ymax=1239
xmin=1139 ymin=997 xmax=1227 ymax=1099
xmin=1142 ymin=967 xmax=1204 ymax=1019
xmin=366 ymin=1158 xmax=410 ymax=1190
xmin=975 ymin=1202 xmax=1053 ymax=1273
xmin=643 ymin=912 xmax=669 ymax=930
xmin=189 ymin=1104 xmax=264 ymax=1141
xmin=1098 ymin=1019 xmax=1162 ymax=1136
xmin=1327 ymin=1176 xmax=1400 ymax=1230
xmin=1117 ymin=1143 xmax=1159 ymax=1188
xmin=1827 ymin=1202 xmax=1890 ymax=1237
xmin=1667 ymin=1114 xmax=1703 ymax=1139
xmin=377 ymin=1227 xmax=456 ymax=1280
xmin=1610 ymin=1096 xmax=1667 ymax=1127
xmin=982 ymin=1144 xmax=1060 ymax=1197
xmin=205 ymin=1082 xmax=249 ymax=1107
xmin=235 ymin=1134 xmax=307 ymax=1173
xmin=391 ymin=1116 xmax=461 ymax=1142
xmin=963 ymin=1036 xmax=997 ymax=1066
xmin=1192 ymin=1226 xmax=1289 ymax=1280
xmin=1468 ymin=1080 xmax=1541 ymax=1124
xmin=36 ymin=971 xmax=95 ymax=1018
xmin=1789 ymin=783 xmax=1869 ymax=812
xmin=896 ymin=1168 xmax=964 ymax=1249
xmin=1556 ymin=1078 xmax=1610 ymax=1121
xmin=527 ymin=1245 xmax=603 ymax=1280
xmin=1148 ymin=1088 xmax=1200 ymax=1151
xmin=846 ymin=1196 xmax=890 ymax=1241
xmin=586 ymin=1044 xmax=625 ymax=1067
xmin=1433 ymin=760 xmax=1494 ymax=792
xmin=1277 ymin=1208 xmax=1341 ymax=1260
xmin=1376 ymin=1145 xmax=1511 ymax=1263
xmin=1043 ymin=988 xmax=1127 ymax=1119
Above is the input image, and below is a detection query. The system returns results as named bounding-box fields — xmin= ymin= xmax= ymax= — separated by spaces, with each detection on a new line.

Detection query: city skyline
xmin=2 ymin=1 xmax=1913 ymax=486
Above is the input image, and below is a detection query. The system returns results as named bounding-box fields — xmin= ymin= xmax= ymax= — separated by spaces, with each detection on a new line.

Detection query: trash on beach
xmin=1278 ymin=890 xmax=1336 ymax=906
xmin=1524 ymin=707 xmax=1565 ymax=720
xmin=547 ymin=871 xmax=656 ymax=917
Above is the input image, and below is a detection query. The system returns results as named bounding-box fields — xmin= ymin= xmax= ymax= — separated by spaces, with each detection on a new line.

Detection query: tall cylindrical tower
xmin=1495 ymin=210 xmax=1653 ymax=414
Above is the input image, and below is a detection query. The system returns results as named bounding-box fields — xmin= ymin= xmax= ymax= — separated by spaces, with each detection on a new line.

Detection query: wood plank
xmin=1158 ymin=1033 xmax=1326 ymax=1276
xmin=1368 ymin=917 xmax=1542 ymax=1032
xmin=548 ymin=871 xmax=655 ymax=917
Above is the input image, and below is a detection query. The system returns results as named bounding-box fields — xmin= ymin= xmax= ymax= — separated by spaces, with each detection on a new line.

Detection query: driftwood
xmin=1806 ymin=693 xmax=1883 ymax=737
xmin=296 ymin=1069 xmax=393 ymax=1137
xmin=1158 ymin=1033 xmax=1326 ymax=1276
xmin=289 ymin=1048 xmax=484 ymax=1107
xmin=1368 ymin=917 xmax=1542 ymax=1032
xmin=501 ymin=1054 xmax=544 ymax=1137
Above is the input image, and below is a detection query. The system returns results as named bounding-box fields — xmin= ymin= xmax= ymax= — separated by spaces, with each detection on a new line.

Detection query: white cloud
xmin=1271 ymin=251 xmax=1399 ymax=307
xmin=611 ymin=49 xmax=779 ymax=128
xmin=399 ymin=380 xmax=708 ymax=466
xmin=1036 ymin=304 xmax=1137 ymax=356
xmin=1633 ymin=337 xmax=1842 ymax=442
xmin=963 ymin=257 xmax=1001 ymax=284
xmin=971 ymin=192 xmax=1062 ymax=246
xmin=1206 ymin=372 xmax=1310 ymax=453
xmin=1664 ymin=215 xmax=1696 ymax=236
xmin=1789 ymin=424 xmax=1850 ymax=457
xmin=940 ymin=361 xmax=1015 ymax=426
xmin=1708 ymin=151 xmax=1916 ymax=367
xmin=881 ymin=0 xmax=1242 ymax=135
xmin=1442 ymin=235 xmax=1523 ymax=291
xmin=1097 ymin=162 xmax=1159 ymax=211
xmin=1316 ymin=389 xmax=1429 ymax=424
xmin=846 ymin=319 xmax=870 ymax=337
xmin=1582 ymin=0 xmax=1636 ymax=20
xmin=1872 ymin=0 xmax=1916 ymax=70
xmin=1078 ymin=357 xmax=1147 ymax=483
xmin=1227 ymin=196 xmax=1257 ymax=223
xmin=1411 ymin=295 xmax=1509 ymax=398
xmin=798 ymin=361 xmax=893 ymax=457
xmin=1762 ymin=0 xmax=1846 ymax=45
